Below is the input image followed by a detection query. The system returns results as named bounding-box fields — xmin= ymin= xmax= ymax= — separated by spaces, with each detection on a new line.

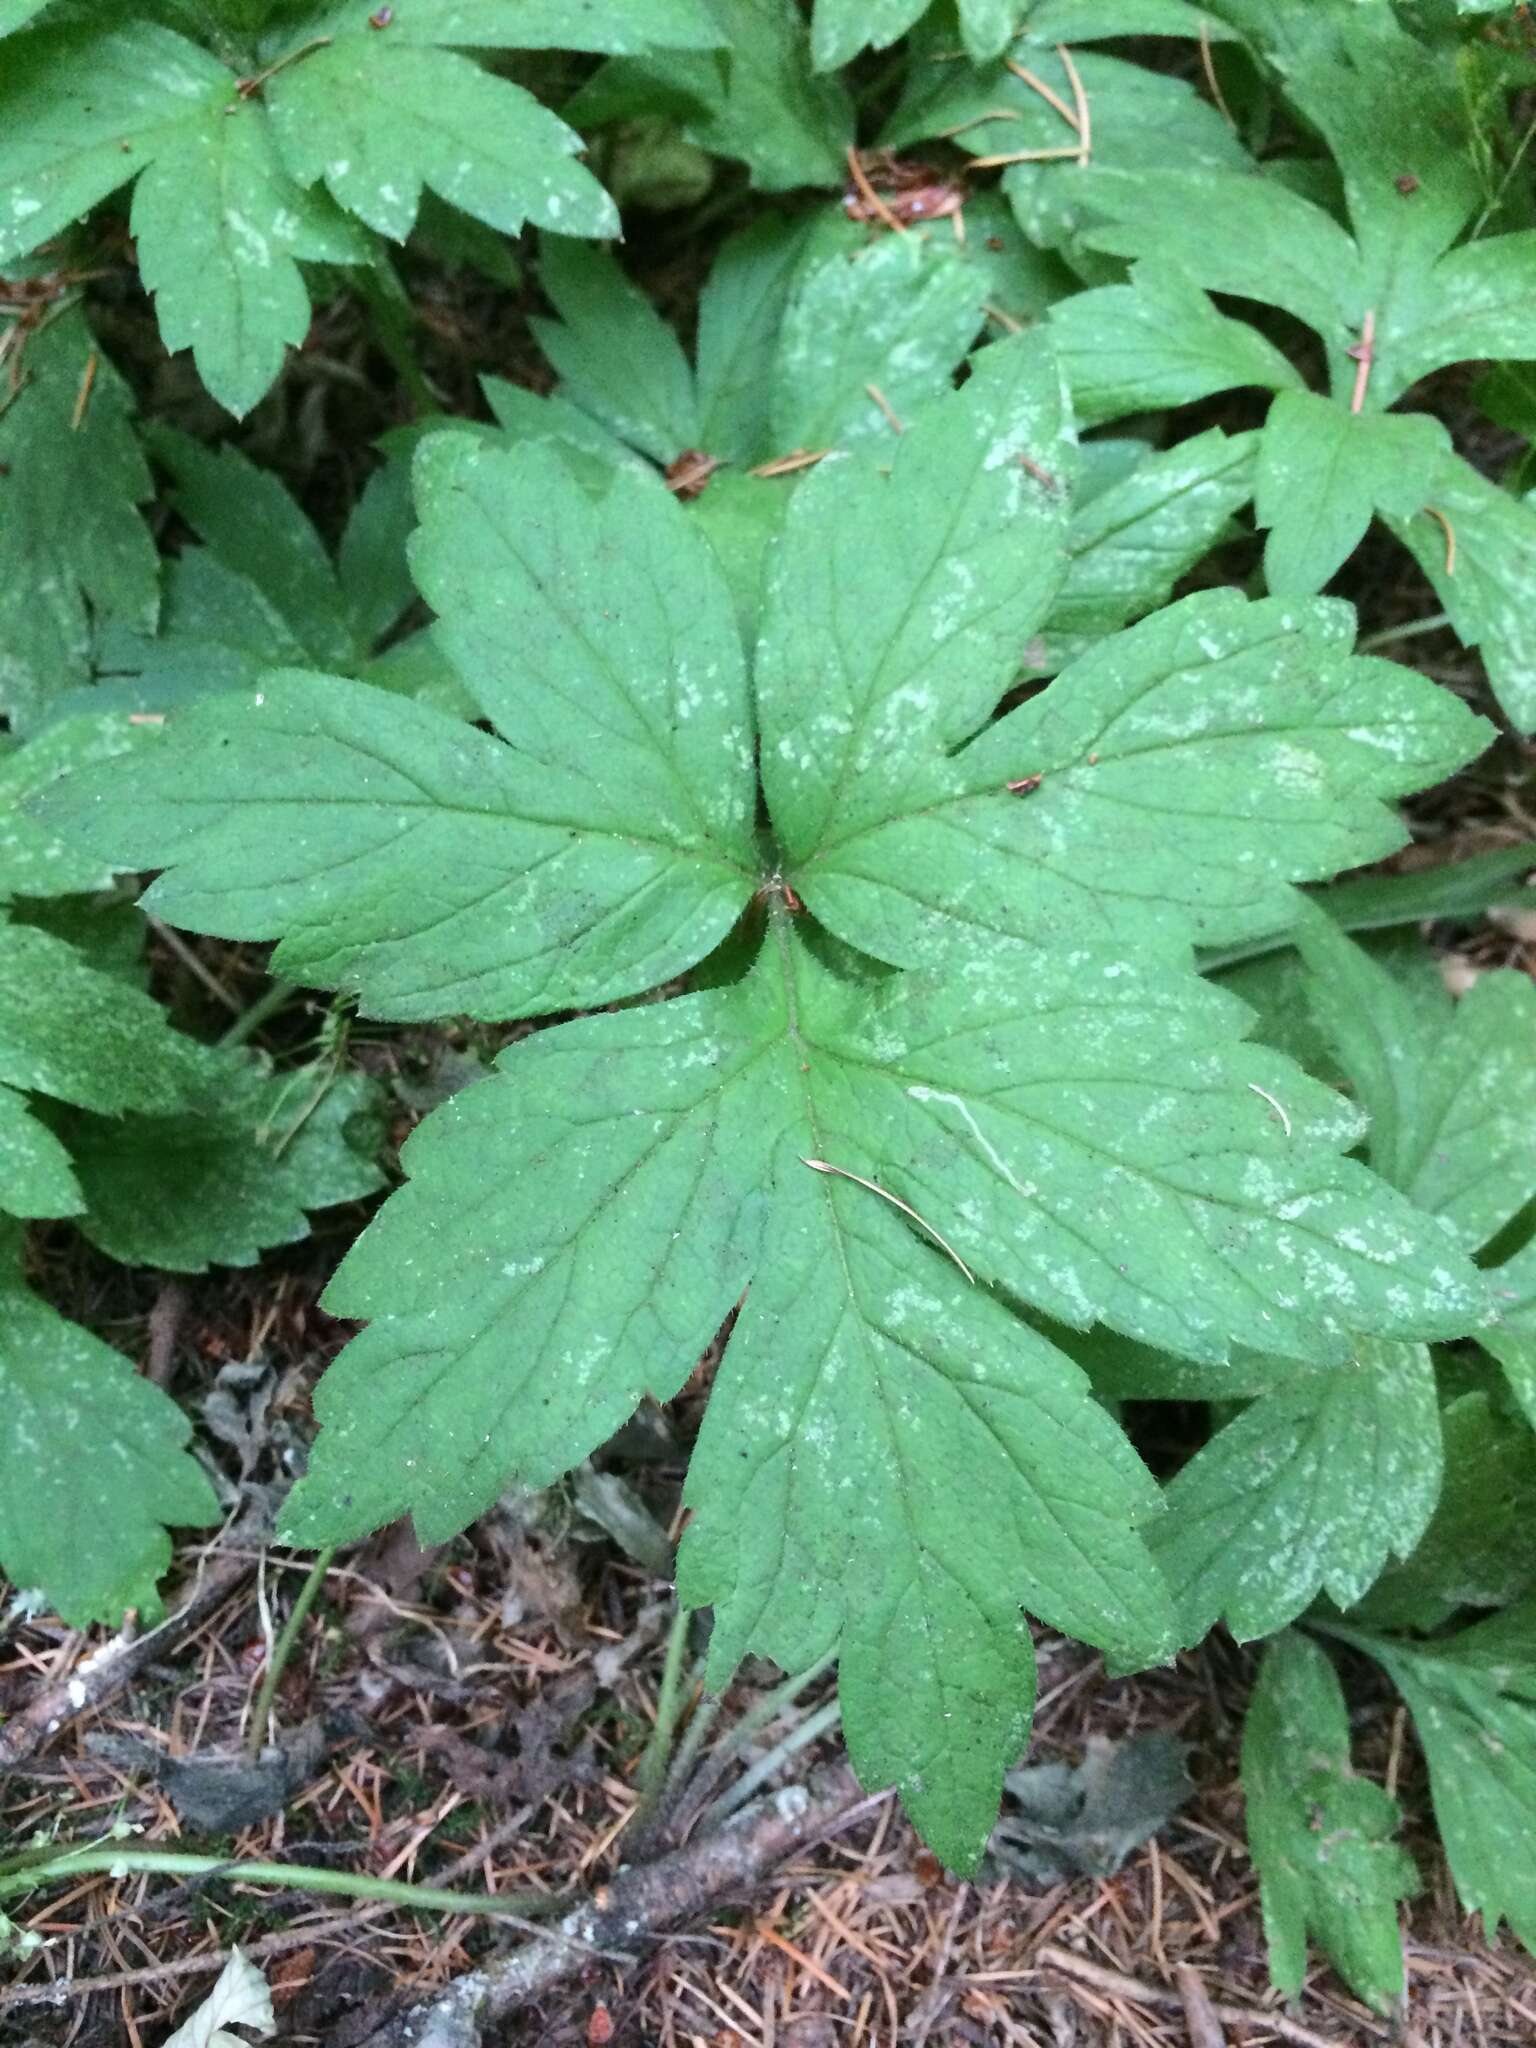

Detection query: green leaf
xmin=530 ymin=210 xmax=996 ymax=474
xmin=283 ymin=930 xmax=1178 ymax=1868
xmin=37 ymin=351 xmax=1500 ymax=1868
xmin=284 ymin=961 xmax=792 ymax=1546
xmin=1051 ymin=264 xmax=1302 ymax=427
xmin=681 ymin=1134 xmax=1176 ymax=1873
xmin=769 ymin=231 xmax=988 ymax=453
xmin=370 ymin=0 xmax=725 ymax=50
xmin=0 ymin=1 xmax=50 ymax=32
xmin=60 ymin=1059 xmax=385 ymax=1272
xmin=409 ymin=436 xmax=756 ymax=860
xmin=813 ymin=0 xmax=1028 ymax=67
xmin=0 ymin=1082 xmax=82 ymax=1220
xmin=0 ymin=309 xmax=158 ymax=733
xmin=1077 ymin=166 xmax=1362 ymax=362
xmin=1351 ymin=1620 xmax=1536 ymax=1951
xmin=1357 ymin=1391 xmax=1536 ymax=1626
xmin=38 ymin=671 xmax=752 ymax=1024
xmin=689 ymin=469 xmax=791 ymax=645
xmin=0 ymin=1230 xmax=219 ymax=1627
xmin=1256 ymin=393 xmax=1447 ymax=596
xmin=759 ymin=333 xmax=1072 ymax=878
xmin=780 ymin=580 xmax=1487 ymax=966
xmin=531 ymin=239 xmax=701 ymax=466
xmin=695 ymin=215 xmax=815 ymax=463
xmin=268 ymin=34 xmax=616 ymax=243
xmin=1383 ymin=449 xmax=1536 ymax=732
xmin=87 ymin=551 xmax=300 ymax=721
xmin=0 ymin=920 xmax=208 ymax=1123
xmin=568 ymin=0 xmax=853 ymax=193
xmin=39 ymin=446 xmax=759 ymax=1021
xmin=335 ymin=459 xmax=420 ymax=650
xmin=1152 ymin=1338 xmax=1443 ymax=1640
xmin=130 ymin=101 xmax=360 ymax=419
xmin=148 ymin=427 xmax=355 ymax=668
xmin=1385 ymin=232 xmax=1536 ymax=394
xmin=0 ymin=21 xmax=220 ymax=266
xmin=1296 ymin=912 xmax=1536 ymax=1252
xmin=1033 ymin=427 xmax=1256 ymax=670
xmin=805 ymin=956 xmax=1485 ymax=1365
xmin=888 ymin=45 xmax=1249 ymax=278
xmin=0 ymin=715 xmax=149 ymax=900
xmin=1023 ymin=0 xmax=1234 ymax=30
xmin=809 ymin=0 xmax=926 ymax=71
xmin=1485 ymin=1238 xmax=1536 ymax=1430
xmin=1242 ymin=1631 xmax=1414 ymax=2011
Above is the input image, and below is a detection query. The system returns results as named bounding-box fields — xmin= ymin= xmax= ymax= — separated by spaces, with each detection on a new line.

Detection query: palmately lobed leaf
xmin=0 ymin=1 xmax=716 ymax=415
xmin=34 ymin=334 xmax=1498 ymax=1866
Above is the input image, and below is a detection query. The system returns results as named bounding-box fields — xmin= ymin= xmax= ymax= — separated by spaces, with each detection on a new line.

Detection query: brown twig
xmin=359 ymin=1769 xmax=872 ymax=2047
xmin=1004 ymin=56 xmax=1081 ymax=133
xmin=1199 ymin=19 xmax=1236 ymax=128
xmin=1057 ymin=45 xmax=1092 ymax=164
xmin=865 ymin=382 xmax=904 ymax=435
xmin=68 ymin=349 xmax=98 ymax=431
xmin=1424 ymin=504 xmax=1457 ymax=575
xmin=750 ymin=448 xmax=829 ymax=478
xmin=800 ymin=1158 xmax=975 ymax=1284
xmin=970 ymin=146 xmax=1083 ymax=168
xmin=1348 ymin=308 xmax=1377 ymax=414
xmin=1178 ymin=1962 xmax=1229 ymax=2048
xmin=0 ymin=1517 xmax=269 ymax=1773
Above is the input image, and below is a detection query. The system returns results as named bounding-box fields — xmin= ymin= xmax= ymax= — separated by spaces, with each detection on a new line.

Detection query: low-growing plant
xmin=5 ymin=0 xmax=1536 ymax=2017
xmin=39 ymin=336 xmax=1501 ymax=1870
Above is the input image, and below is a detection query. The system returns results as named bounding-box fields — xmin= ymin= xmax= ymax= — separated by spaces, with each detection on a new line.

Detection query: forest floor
xmin=4 ymin=244 xmax=1536 ymax=2048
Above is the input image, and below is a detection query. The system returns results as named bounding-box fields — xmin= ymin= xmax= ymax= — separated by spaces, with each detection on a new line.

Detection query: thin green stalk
xmin=220 ymin=978 xmax=300 ymax=1050
xmin=669 ymin=1651 xmax=838 ymax=1832
xmin=709 ymin=1650 xmax=838 ymax=1776
xmin=703 ymin=1697 xmax=843 ymax=1828
xmin=1356 ymin=611 xmax=1451 ymax=653
xmin=245 ymin=1546 xmax=334 ymax=1759
xmin=659 ymin=1684 xmax=725 ymax=1807
xmin=353 ymin=261 xmax=438 ymax=417
xmin=628 ymin=1607 xmax=693 ymax=1833
xmin=0 ymin=1846 xmax=563 ymax=1922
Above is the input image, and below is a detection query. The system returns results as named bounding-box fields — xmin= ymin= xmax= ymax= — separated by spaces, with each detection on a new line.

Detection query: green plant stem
xmin=659 ymin=1684 xmax=725 ymax=1807
xmin=1356 ymin=611 xmax=1451 ymax=653
xmin=710 ymin=1650 xmax=838 ymax=1775
xmin=353 ymin=261 xmax=438 ymax=417
xmin=0 ymin=1846 xmax=564 ymax=1921
xmin=245 ymin=1545 xmax=334 ymax=1759
xmin=703 ymin=1697 xmax=843 ymax=1828
xmin=629 ymin=1606 xmax=693 ymax=1831
xmin=668 ymin=1651 xmax=839 ymax=1833
xmin=219 ymin=978 xmax=300 ymax=1049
